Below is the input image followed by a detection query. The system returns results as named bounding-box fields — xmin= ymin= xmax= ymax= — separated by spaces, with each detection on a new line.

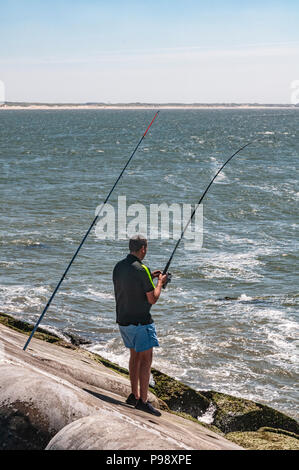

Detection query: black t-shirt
xmin=112 ymin=254 xmax=155 ymax=325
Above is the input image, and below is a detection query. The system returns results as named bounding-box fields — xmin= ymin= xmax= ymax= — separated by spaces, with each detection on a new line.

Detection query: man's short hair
xmin=129 ymin=235 xmax=148 ymax=252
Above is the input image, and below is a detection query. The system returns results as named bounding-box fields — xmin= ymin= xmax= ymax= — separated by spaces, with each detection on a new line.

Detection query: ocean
xmin=0 ymin=108 xmax=298 ymax=420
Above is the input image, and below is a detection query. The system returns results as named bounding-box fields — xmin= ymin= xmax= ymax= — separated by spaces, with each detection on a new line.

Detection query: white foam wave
xmin=3 ymin=238 xmax=42 ymax=247
xmin=0 ymin=261 xmax=21 ymax=268
xmin=238 ymin=293 xmax=253 ymax=301
xmin=0 ymin=284 xmax=49 ymax=313
xmin=55 ymin=287 xmax=114 ymax=302
xmin=198 ymin=402 xmax=216 ymax=424
xmin=258 ymin=131 xmax=275 ymax=135
xmin=190 ymin=136 xmax=205 ymax=144
xmin=41 ymin=324 xmax=71 ymax=343
xmin=200 ymin=251 xmax=263 ymax=281
xmin=85 ymin=337 xmax=129 ymax=370
xmin=85 ymin=288 xmax=114 ymax=300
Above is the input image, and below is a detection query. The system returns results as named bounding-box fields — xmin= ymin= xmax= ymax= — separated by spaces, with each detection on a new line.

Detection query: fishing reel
xmin=162 ymin=272 xmax=172 ymax=289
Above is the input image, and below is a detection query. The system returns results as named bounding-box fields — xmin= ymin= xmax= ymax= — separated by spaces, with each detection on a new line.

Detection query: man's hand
xmin=146 ymin=273 xmax=167 ymax=305
xmin=158 ymin=273 xmax=168 ymax=285
xmin=151 ymin=270 xmax=162 ymax=279
xmin=152 ymin=271 xmax=167 ymax=285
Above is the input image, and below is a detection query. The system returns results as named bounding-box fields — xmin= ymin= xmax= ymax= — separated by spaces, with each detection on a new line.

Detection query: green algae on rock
xmin=0 ymin=313 xmax=70 ymax=347
xmin=151 ymin=368 xmax=210 ymax=418
xmin=226 ymin=427 xmax=299 ymax=450
xmin=88 ymin=351 xmax=130 ymax=378
xmin=200 ymin=390 xmax=299 ymax=435
xmin=0 ymin=312 xmax=90 ymax=349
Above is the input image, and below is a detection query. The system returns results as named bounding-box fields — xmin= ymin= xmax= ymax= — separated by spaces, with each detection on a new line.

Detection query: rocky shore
xmin=0 ymin=312 xmax=298 ymax=450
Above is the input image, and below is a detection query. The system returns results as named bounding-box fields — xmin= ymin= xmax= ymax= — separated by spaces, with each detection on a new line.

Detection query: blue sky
xmin=1 ymin=0 xmax=299 ymax=102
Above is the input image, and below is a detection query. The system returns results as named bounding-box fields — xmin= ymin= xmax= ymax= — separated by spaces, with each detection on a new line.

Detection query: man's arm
xmin=146 ymin=273 xmax=167 ymax=305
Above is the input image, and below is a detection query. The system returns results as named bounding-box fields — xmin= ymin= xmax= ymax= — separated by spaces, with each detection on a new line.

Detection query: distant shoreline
xmin=0 ymin=102 xmax=298 ymax=111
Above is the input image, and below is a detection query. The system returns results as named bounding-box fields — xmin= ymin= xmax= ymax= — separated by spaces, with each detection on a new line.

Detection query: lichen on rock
xmin=200 ymin=390 xmax=299 ymax=435
xmin=151 ymin=368 xmax=210 ymax=418
xmin=226 ymin=427 xmax=299 ymax=450
xmin=0 ymin=312 xmax=73 ymax=348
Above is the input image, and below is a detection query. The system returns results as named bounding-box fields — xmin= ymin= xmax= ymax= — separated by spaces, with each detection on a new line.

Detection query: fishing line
xmin=23 ymin=111 xmax=160 ymax=351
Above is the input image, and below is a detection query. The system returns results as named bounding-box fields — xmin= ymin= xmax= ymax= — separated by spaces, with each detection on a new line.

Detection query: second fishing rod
xmin=23 ymin=111 xmax=160 ymax=351
xmin=162 ymin=140 xmax=257 ymax=288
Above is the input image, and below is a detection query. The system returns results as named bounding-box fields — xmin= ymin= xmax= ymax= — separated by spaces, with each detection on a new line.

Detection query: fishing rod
xmin=162 ymin=140 xmax=256 ymax=288
xmin=23 ymin=111 xmax=160 ymax=351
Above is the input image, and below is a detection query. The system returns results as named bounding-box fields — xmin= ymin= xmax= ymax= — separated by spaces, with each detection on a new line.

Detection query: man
xmin=113 ymin=235 xmax=166 ymax=417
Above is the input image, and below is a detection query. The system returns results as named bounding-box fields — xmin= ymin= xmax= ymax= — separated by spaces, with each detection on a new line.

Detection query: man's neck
xmin=130 ymin=252 xmax=143 ymax=261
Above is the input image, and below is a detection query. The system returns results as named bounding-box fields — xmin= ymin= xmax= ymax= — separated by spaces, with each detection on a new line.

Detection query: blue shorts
xmin=118 ymin=323 xmax=160 ymax=353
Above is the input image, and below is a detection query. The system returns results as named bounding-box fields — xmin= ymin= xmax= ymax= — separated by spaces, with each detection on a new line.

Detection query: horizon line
xmin=2 ymin=101 xmax=298 ymax=107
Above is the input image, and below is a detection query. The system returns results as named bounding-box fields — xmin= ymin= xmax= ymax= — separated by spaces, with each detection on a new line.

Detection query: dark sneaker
xmin=126 ymin=393 xmax=138 ymax=406
xmin=135 ymin=399 xmax=161 ymax=417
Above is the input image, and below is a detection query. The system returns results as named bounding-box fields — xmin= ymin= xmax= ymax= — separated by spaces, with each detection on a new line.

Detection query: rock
xmin=46 ymin=414 xmax=190 ymax=450
xmin=0 ymin=321 xmax=242 ymax=450
xmin=225 ymin=427 xmax=299 ymax=450
xmin=151 ymin=368 xmax=210 ymax=418
xmin=0 ymin=365 xmax=102 ymax=450
xmin=45 ymin=409 xmax=241 ymax=451
xmin=1 ymin=312 xmax=298 ymax=450
xmin=63 ymin=331 xmax=92 ymax=346
xmin=0 ymin=312 xmax=72 ymax=347
xmin=200 ymin=391 xmax=299 ymax=435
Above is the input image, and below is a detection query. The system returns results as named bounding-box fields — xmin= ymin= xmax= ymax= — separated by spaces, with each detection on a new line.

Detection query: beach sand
xmin=0 ymin=104 xmax=297 ymax=110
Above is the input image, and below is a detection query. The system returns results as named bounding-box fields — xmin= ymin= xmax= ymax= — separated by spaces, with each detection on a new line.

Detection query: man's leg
xmin=129 ymin=348 xmax=140 ymax=399
xmin=138 ymin=348 xmax=153 ymax=403
xmin=134 ymin=347 xmax=161 ymax=416
xmin=129 ymin=348 xmax=153 ymax=401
